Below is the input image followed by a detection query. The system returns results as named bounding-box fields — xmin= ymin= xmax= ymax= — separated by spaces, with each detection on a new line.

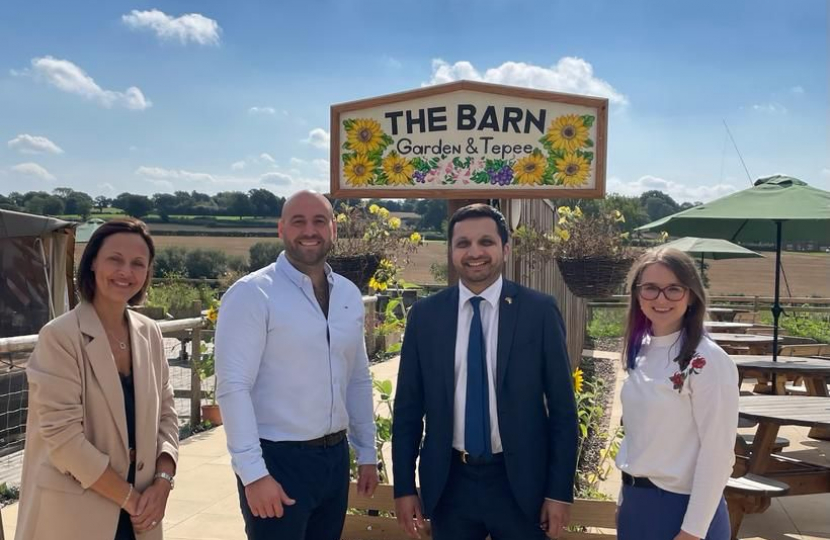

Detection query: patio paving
xmin=2 ymin=354 xmax=828 ymax=539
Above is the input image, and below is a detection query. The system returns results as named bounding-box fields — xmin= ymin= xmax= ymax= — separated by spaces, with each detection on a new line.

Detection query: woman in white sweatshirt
xmin=615 ymin=247 xmax=738 ymax=540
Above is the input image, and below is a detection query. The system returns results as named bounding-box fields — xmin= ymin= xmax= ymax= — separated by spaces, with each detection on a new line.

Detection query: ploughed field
xmin=75 ymin=234 xmax=830 ymax=297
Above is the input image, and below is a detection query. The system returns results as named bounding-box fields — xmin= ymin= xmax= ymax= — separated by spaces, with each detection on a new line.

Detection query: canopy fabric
xmin=0 ymin=208 xmax=74 ymax=239
xmin=659 ymin=237 xmax=763 ymax=260
xmin=637 ymin=176 xmax=830 ymax=244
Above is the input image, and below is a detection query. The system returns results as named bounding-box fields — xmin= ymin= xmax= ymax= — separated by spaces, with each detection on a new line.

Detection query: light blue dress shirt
xmin=215 ymin=252 xmax=376 ymax=486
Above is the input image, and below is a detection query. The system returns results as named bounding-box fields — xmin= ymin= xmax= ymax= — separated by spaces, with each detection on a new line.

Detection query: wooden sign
xmin=330 ymin=80 xmax=608 ymax=199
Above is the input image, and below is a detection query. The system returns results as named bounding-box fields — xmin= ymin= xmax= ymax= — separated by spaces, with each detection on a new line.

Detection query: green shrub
xmin=146 ymin=279 xmax=202 ymax=314
xmin=227 ymin=255 xmax=248 ymax=273
xmin=249 ymin=240 xmax=284 ymax=271
xmin=758 ymin=311 xmax=830 ymax=343
xmin=587 ymin=308 xmax=625 ymax=339
xmin=154 ymin=247 xmax=188 ymax=277
xmin=185 ymin=249 xmax=229 ymax=279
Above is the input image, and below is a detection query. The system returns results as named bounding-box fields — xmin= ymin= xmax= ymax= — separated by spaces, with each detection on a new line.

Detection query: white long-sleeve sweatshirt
xmin=616 ymin=331 xmax=739 ymax=538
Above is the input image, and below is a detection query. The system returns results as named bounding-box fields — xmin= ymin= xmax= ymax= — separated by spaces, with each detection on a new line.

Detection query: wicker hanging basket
xmin=327 ymin=253 xmax=381 ymax=292
xmin=556 ymin=256 xmax=635 ymax=299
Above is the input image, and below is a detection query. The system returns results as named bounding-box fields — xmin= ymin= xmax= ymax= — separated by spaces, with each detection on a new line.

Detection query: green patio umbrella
xmin=637 ymin=175 xmax=830 ymax=360
xmin=659 ymin=236 xmax=763 ymax=284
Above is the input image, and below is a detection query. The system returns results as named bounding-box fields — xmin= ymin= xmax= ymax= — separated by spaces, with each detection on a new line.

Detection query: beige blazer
xmin=15 ymin=302 xmax=179 ymax=540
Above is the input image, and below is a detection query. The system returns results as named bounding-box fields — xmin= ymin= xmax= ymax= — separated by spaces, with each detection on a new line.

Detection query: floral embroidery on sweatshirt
xmin=669 ymin=353 xmax=707 ymax=392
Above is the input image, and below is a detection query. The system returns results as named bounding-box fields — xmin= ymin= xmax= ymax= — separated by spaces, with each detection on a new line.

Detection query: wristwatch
xmin=154 ymin=472 xmax=175 ymax=489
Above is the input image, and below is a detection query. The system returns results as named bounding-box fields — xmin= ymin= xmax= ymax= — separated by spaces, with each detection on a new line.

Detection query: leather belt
xmin=453 ymin=449 xmax=505 ymax=466
xmin=266 ymin=430 xmax=347 ymax=449
xmin=622 ymin=472 xmax=658 ymax=489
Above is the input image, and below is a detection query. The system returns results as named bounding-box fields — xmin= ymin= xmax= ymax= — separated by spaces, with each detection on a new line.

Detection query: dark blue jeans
xmin=618 ymin=483 xmax=730 ymax=540
xmin=235 ymin=438 xmax=349 ymax=540
xmin=430 ymin=458 xmax=546 ymax=540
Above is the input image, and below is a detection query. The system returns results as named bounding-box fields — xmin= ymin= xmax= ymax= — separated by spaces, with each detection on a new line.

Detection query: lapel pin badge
xmin=505 ymin=297 xmax=512 ymax=305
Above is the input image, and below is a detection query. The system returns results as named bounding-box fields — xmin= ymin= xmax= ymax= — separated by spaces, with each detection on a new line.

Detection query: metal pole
xmin=771 ymin=221 xmax=784 ymax=362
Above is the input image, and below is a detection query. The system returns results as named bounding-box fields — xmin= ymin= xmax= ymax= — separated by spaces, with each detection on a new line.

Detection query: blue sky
xmin=0 ymin=0 xmax=826 ymax=202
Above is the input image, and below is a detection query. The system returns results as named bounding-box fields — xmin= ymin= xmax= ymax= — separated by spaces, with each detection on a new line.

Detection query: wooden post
xmin=190 ymin=326 xmax=202 ymax=426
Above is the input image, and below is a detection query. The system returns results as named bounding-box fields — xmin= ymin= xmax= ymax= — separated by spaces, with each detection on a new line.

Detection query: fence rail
xmin=588 ymin=295 xmax=830 ymax=313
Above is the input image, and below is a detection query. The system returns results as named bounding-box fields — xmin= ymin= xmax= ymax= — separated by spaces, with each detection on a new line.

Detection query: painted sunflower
xmin=546 ymin=114 xmax=590 ymax=153
xmin=555 ymin=153 xmax=591 ymax=186
xmin=344 ymin=154 xmax=374 ymax=186
xmin=382 ymin=152 xmax=414 ymax=185
xmin=347 ymin=118 xmax=384 ymax=154
xmin=512 ymin=153 xmax=547 ymax=185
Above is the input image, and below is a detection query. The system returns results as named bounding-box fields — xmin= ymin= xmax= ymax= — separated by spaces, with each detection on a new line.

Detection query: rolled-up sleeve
xmin=26 ymin=324 xmax=110 ymax=489
xmin=346 ymin=299 xmax=377 ymax=465
xmin=215 ymin=281 xmax=270 ymax=486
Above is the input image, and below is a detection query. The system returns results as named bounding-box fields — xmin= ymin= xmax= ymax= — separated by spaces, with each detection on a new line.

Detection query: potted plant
xmin=514 ymin=206 xmax=637 ymax=299
xmin=196 ymin=304 xmax=222 ymax=425
xmin=330 ymin=203 xmax=421 ymax=292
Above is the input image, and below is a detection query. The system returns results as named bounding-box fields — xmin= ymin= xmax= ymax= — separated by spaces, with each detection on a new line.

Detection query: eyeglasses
xmin=636 ymin=283 xmax=688 ymax=301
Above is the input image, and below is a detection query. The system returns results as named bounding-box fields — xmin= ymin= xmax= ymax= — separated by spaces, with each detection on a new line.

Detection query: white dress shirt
xmin=616 ymin=331 xmax=739 ymax=538
xmin=215 ymin=252 xmax=376 ymax=486
xmin=453 ymin=276 xmax=503 ymax=453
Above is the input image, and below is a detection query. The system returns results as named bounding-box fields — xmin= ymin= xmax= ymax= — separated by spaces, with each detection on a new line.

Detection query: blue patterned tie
xmin=465 ymin=296 xmax=491 ymax=458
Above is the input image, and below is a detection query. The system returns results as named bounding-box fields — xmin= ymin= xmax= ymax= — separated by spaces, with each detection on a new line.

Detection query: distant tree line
xmin=0 ymin=187 xmax=697 ymax=233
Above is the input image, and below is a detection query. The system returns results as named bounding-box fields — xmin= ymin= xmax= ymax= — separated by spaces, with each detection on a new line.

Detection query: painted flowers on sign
xmin=341 ymin=114 xmax=596 ymax=188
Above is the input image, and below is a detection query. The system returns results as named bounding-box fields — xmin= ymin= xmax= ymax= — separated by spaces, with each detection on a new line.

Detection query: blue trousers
xmin=235 ymin=438 xmax=349 ymax=540
xmin=618 ymin=483 xmax=730 ymax=540
xmin=431 ymin=458 xmax=546 ymax=540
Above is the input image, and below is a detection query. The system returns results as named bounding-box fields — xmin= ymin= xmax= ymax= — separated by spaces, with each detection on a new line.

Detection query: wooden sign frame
xmin=330 ymin=80 xmax=608 ymax=199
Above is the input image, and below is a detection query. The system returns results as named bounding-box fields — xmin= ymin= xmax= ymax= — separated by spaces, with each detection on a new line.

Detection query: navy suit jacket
xmin=391 ymin=279 xmax=578 ymax=519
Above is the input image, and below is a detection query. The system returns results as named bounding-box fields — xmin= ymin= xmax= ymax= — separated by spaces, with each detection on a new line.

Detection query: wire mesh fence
xmin=0 ymin=317 xmax=206 ymax=489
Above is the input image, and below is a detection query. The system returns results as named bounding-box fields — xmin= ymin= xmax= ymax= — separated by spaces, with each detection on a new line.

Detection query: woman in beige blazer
xmin=15 ymin=219 xmax=179 ymax=540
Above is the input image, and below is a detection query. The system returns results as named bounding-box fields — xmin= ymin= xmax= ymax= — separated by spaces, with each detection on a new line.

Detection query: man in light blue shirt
xmin=215 ymin=190 xmax=378 ymax=540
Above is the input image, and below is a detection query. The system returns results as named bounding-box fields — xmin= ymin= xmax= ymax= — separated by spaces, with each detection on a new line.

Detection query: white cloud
xmin=231 ymin=160 xmax=246 ymax=171
xmin=8 ymin=134 xmax=64 ymax=154
xmin=259 ymin=153 xmax=276 ymax=164
xmin=260 ymin=172 xmax=293 ymax=186
xmin=289 ymin=157 xmax=306 ymax=167
xmin=136 ymin=166 xmax=260 ymax=191
xmin=29 ymin=56 xmax=151 ymax=110
xmin=136 ymin=166 xmax=216 ymax=183
xmin=312 ymin=159 xmax=330 ymax=174
xmin=11 ymin=162 xmax=55 ymax=181
xmin=751 ymin=103 xmax=787 ymax=114
xmin=424 ymin=57 xmax=628 ymax=106
xmin=97 ymin=182 xmax=116 ymax=195
xmin=248 ymin=106 xmax=276 ymax=115
xmin=303 ymin=128 xmax=330 ymax=149
xmin=607 ymin=175 xmax=738 ymax=203
xmin=821 ymin=168 xmax=830 ymax=179
xmin=790 ymin=86 xmax=805 ymax=95
xmin=122 ymin=9 xmax=221 ymax=46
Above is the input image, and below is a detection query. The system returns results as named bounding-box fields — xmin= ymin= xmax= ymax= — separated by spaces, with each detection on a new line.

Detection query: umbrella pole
xmin=772 ymin=221 xmax=784 ymax=362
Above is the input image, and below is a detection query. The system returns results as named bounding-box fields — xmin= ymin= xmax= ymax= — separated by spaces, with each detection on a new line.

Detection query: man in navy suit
xmin=392 ymin=203 xmax=578 ymax=540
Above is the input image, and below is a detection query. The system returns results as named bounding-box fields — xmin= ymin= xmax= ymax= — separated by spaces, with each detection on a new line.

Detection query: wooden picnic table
xmin=734 ymin=355 xmax=830 ymax=439
xmin=705 ymin=321 xmax=754 ymax=333
xmin=708 ymin=307 xmax=750 ymax=322
xmin=711 ymin=333 xmax=776 ymax=354
xmin=731 ymin=396 xmax=830 ymax=534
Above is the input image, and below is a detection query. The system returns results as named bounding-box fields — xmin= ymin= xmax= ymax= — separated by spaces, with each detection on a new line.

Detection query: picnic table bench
xmin=343 ymin=483 xmax=618 ymax=539
xmin=728 ymin=396 xmax=830 ymax=539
